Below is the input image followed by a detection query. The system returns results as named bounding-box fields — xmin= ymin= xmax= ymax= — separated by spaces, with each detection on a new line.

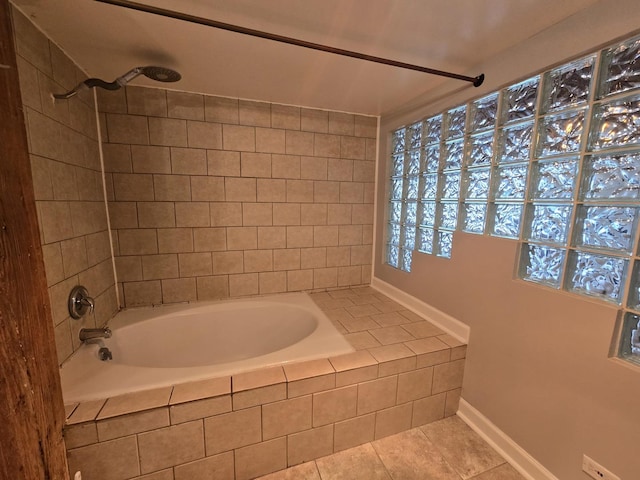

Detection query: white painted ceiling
xmin=14 ymin=0 xmax=601 ymax=115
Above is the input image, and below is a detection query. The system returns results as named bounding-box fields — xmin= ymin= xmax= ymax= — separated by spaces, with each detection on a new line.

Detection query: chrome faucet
xmin=79 ymin=327 xmax=112 ymax=342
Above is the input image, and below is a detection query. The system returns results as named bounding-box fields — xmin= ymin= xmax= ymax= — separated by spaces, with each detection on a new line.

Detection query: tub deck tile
xmin=170 ymin=376 xmax=231 ymax=405
xmin=97 ymin=386 xmax=173 ymax=420
xmin=67 ymin=398 xmax=107 ymax=424
xmin=232 ymin=365 xmax=286 ymax=392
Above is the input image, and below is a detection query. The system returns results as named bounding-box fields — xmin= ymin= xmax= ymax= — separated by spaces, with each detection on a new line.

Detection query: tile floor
xmin=257 ymin=416 xmax=525 ymax=480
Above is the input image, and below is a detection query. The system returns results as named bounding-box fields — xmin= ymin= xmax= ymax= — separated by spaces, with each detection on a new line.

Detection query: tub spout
xmin=79 ymin=327 xmax=112 ymax=342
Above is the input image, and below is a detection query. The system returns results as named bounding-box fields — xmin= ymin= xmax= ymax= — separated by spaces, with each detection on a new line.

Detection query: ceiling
xmin=13 ymin=0 xmax=602 ymax=115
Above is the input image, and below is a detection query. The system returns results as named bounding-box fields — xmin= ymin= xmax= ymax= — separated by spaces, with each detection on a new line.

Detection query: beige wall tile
xmin=106 ymin=113 xmax=149 ymax=145
xmin=432 ymin=359 xmax=465 ymax=394
xmin=340 ymin=182 xmax=364 ymax=203
xmin=313 ymin=385 xmax=357 ymax=427
xmin=229 ymin=272 xmax=259 ymax=296
xmin=243 ymin=203 xmax=273 ymax=226
xmin=350 ymin=244 xmax=372 ymax=265
xmin=241 ymin=152 xmax=271 ymax=177
xmin=212 ymin=251 xmax=244 ymax=274
xmin=285 ymin=130 xmax=313 ymax=155
xmin=126 ymin=86 xmax=167 ymax=117
xmin=341 ymin=136 xmax=366 ymax=160
xmin=286 ymin=179 xmax=314 ymax=203
xmin=273 ymin=203 xmax=301 ymax=225
xmin=191 ymin=176 xmax=225 ymax=201
xmin=288 ymin=424 xmax=333 ymax=466
xmin=204 ymin=406 xmax=261 ymax=455
xmin=108 ymin=202 xmax=138 ymax=229
xmin=287 ymin=226 xmax=313 ymax=248
xmin=259 ymin=271 xmax=287 ymax=294
xmin=374 ymin=403 xmax=413 ymax=440
xmin=193 ymin=227 xmax=226 ymax=252
xmin=142 ymin=254 xmax=178 ymax=280
xmin=113 ymin=173 xmax=154 ymax=201
xmin=60 ymin=236 xmax=88 ymax=277
xmin=301 ymin=247 xmax=327 ymax=269
xmin=313 ymin=181 xmax=340 ymax=203
xmin=314 ymin=134 xmax=341 ymax=158
xmin=301 ymin=108 xmax=328 ymax=133
xmin=137 ymin=202 xmax=175 ymax=228
xmin=314 ymin=225 xmax=339 ymax=247
xmin=123 ymin=280 xmax=162 ymax=306
xmin=353 ymin=160 xmax=375 ymax=182
xmin=30 ymin=156 xmax=54 ymax=200
xmin=97 ymin=89 xmax=127 ymax=114
xmin=258 ymin=226 xmax=286 ymax=249
xmin=207 ymin=149 xmax=240 ymax=176
xmin=257 ymin=178 xmax=286 ymax=202
xmin=225 ymin=177 xmax=256 ymax=202
xmin=186 ymin=120 xmax=222 ymax=149
xmin=97 ymin=408 xmax=169 ymax=441
xmin=327 ymin=159 xmax=353 ymax=181
xmin=149 ymin=117 xmax=188 ymax=147
xmin=256 ymin=127 xmax=286 ymax=153
xmin=327 ymin=204 xmax=352 ymax=225
xmin=412 ymin=392 xmax=446 ymax=427
xmin=263 ymin=395 xmax=312 ymax=440
xmin=357 ymin=376 xmax=398 ymax=415
xmin=196 ymin=275 xmax=229 ymax=300
xmin=338 ymin=266 xmax=363 ymax=287
xmin=179 ymin=252 xmax=213 ymax=277
xmin=211 ymin=202 xmax=243 ymax=226
xmin=301 ymin=156 xmax=327 ymax=180
xmin=334 ymin=413 xmax=375 ymax=452
xmin=239 ymin=100 xmax=271 ymax=127
xmin=271 ymin=104 xmax=300 ymax=130
xmin=235 ymin=437 xmax=287 ymax=480
xmin=170 ymin=147 xmax=207 ymax=175
xmin=227 ymin=226 xmax=257 ymax=250
xmin=354 ymin=115 xmax=377 ymax=138
xmin=133 ymin=469 xmax=174 ymax=480
xmin=272 ymin=154 xmax=300 ymax=179
xmin=274 ymin=249 xmax=300 ymax=271
xmin=154 ymin=174 xmax=191 ymax=201
xmin=138 ymin=420 xmax=204 ymax=474
xmin=174 ymin=452 xmax=234 ymax=480
xmin=157 ymin=228 xmax=193 ymax=253
xmin=38 ymin=201 xmax=73 ymax=243
xmin=329 ymin=112 xmax=355 ymax=136
xmin=167 ymin=91 xmax=204 ymax=120
xmin=287 ymin=269 xmax=313 ymax=291
xmin=301 ymin=204 xmax=327 ymax=226
xmin=118 ymin=229 xmax=158 ymax=255
xmin=205 ymin=96 xmax=238 ymax=124
xmin=175 ymin=201 xmax=210 ymax=227
xmin=313 ymin=267 xmax=338 ymax=289
xmin=445 ymin=388 xmax=461 ymax=417
xmin=67 ymin=436 xmax=140 ymax=480
xmin=352 ymin=204 xmax=373 ymax=224
xmin=339 ymin=225 xmax=362 ymax=246
xmin=130 ymin=145 xmax=171 ymax=174
xmin=244 ymin=249 xmax=273 ymax=272
xmin=223 ymin=124 xmax=255 ymax=151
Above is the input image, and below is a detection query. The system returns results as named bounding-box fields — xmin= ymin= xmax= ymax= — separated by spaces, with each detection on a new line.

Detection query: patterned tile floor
xmin=257 ymin=416 xmax=525 ymax=480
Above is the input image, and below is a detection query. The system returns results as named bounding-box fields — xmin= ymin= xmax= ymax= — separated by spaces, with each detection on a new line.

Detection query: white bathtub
xmin=61 ymin=292 xmax=354 ymax=403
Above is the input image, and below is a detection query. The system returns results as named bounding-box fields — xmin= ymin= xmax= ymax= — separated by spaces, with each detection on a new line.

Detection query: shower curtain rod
xmin=95 ymin=0 xmax=485 ymax=87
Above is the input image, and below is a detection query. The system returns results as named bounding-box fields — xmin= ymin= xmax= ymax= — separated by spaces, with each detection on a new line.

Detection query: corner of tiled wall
xmin=98 ymin=85 xmax=378 ymax=307
xmin=12 ymin=5 xmax=119 ymax=365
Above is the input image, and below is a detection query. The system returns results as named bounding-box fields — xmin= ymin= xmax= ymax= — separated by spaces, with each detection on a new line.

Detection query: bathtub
xmin=60 ymin=292 xmax=354 ymax=403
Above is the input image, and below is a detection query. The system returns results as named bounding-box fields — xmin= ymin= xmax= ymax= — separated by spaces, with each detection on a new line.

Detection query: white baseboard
xmin=370 ymin=277 xmax=470 ymax=343
xmin=457 ymin=398 xmax=559 ymax=480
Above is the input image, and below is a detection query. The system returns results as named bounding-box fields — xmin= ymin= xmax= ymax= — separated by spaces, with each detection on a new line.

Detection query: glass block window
xmin=385 ymin=32 xmax=640 ymax=367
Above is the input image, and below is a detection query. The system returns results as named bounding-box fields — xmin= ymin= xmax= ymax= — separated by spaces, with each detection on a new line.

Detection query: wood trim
xmin=0 ymin=1 xmax=69 ymax=478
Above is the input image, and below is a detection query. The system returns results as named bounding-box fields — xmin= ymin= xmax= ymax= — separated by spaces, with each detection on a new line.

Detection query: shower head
xmin=53 ymin=66 xmax=182 ymax=100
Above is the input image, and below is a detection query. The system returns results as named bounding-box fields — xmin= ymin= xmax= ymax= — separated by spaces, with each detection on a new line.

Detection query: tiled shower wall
xmin=98 ymin=87 xmax=377 ymax=307
xmin=12 ymin=7 xmax=119 ymax=365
